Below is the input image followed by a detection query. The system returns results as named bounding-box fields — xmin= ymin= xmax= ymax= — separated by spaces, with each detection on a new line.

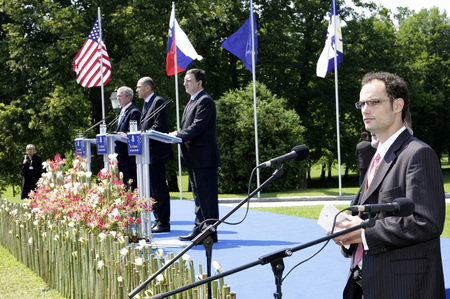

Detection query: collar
xmin=120 ymin=102 xmax=132 ymax=114
xmin=190 ymin=89 xmax=204 ymax=101
xmin=144 ymin=93 xmax=155 ymax=103
xmin=376 ymin=126 xmax=406 ymax=160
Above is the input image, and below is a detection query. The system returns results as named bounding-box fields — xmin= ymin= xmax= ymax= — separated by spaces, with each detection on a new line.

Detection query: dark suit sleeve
xmin=177 ymin=96 xmax=215 ymax=142
xmin=365 ymin=144 xmax=445 ymax=254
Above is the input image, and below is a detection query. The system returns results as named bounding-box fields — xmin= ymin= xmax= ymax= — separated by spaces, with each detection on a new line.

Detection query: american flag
xmin=73 ymin=18 xmax=111 ymax=87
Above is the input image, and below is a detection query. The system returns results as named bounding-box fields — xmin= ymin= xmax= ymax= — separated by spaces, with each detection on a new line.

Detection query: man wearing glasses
xmin=333 ymin=72 xmax=445 ymax=298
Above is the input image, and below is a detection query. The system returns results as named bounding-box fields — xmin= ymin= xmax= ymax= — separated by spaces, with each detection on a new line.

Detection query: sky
xmin=345 ymin=0 xmax=450 ymax=15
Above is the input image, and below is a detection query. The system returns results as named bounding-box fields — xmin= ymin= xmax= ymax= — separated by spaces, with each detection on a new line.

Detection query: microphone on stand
xmin=83 ymin=115 xmax=112 ymax=137
xmin=347 ymin=197 xmax=415 ymax=217
xmin=140 ymin=99 xmax=173 ymax=129
xmin=107 ymin=114 xmax=121 ymax=133
xmin=257 ymin=145 xmax=309 ymax=168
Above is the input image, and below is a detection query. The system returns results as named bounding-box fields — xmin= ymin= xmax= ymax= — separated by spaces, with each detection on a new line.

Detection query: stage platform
xmin=145 ymin=199 xmax=450 ymax=298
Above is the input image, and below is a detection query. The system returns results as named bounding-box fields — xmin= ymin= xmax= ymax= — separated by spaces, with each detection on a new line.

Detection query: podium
xmin=76 ymin=128 xmax=181 ymax=239
xmin=74 ymin=135 xmax=96 ymax=172
xmin=102 ymin=133 xmax=128 ymax=169
xmin=132 ymin=130 xmax=181 ymax=238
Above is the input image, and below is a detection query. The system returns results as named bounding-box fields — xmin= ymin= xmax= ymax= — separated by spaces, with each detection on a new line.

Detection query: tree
xmin=395 ymin=8 xmax=450 ymax=158
xmin=216 ymin=81 xmax=306 ymax=193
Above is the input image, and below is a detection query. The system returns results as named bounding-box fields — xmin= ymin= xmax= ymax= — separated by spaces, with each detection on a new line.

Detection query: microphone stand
xmin=83 ymin=115 xmax=111 ymax=137
xmin=147 ymin=214 xmax=379 ymax=299
xmin=128 ymin=165 xmax=285 ymax=298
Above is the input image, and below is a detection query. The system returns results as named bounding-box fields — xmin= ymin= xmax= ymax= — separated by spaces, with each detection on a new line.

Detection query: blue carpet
xmin=148 ymin=200 xmax=450 ymax=298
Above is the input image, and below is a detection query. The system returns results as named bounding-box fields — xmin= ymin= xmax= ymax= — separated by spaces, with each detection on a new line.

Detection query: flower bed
xmin=0 ymin=155 xmax=236 ymax=298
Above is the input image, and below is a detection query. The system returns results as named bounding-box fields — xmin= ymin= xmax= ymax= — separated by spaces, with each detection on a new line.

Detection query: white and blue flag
xmin=316 ymin=0 xmax=343 ymax=78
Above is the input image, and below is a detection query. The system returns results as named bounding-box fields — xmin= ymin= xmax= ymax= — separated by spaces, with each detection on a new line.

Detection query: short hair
xmin=118 ymin=86 xmax=134 ymax=99
xmin=361 ymin=72 xmax=409 ymax=121
xmin=140 ymin=77 xmax=155 ymax=91
xmin=187 ymin=69 xmax=206 ymax=88
xmin=26 ymin=144 xmax=35 ymax=150
xmin=361 ymin=132 xmax=369 ymax=140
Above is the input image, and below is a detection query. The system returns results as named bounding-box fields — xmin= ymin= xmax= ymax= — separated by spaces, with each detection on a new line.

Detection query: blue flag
xmin=316 ymin=0 xmax=343 ymax=78
xmin=221 ymin=9 xmax=258 ymax=73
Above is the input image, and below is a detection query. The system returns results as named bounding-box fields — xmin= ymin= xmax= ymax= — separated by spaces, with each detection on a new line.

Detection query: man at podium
xmin=170 ymin=69 xmax=221 ymax=243
xmin=136 ymin=76 xmax=174 ymax=233
xmin=115 ymin=86 xmax=141 ymax=190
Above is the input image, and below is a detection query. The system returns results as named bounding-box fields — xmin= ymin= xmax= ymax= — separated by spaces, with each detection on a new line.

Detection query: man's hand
xmin=330 ymin=214 xmax=364 ymax=246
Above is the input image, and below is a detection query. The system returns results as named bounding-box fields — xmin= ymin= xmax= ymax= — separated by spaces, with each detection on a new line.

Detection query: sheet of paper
xmin=317 ymin=204 xmax=348 ymax=233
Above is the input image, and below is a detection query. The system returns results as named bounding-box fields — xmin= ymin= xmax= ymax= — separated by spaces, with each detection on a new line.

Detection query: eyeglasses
xmin=354 ymin=98 xmax=393 ymax=109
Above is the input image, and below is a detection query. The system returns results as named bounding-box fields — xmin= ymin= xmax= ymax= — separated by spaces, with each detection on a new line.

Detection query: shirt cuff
xmin=361 ymin=229 xmax=369 ymax=250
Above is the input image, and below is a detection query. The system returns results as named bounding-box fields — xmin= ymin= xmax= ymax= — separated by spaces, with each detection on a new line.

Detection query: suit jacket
xmin=177 ymin=90 xmax=221 ymax=169
xmin=355 ymin=140 xmax=375 ymax=169
xmin=347 ymin=129 xmax=446 ymax=299
xmin=139 ymin=94 xmax=173 ymax=165
xmin=115 ymin=104 xmax=141 ymax=168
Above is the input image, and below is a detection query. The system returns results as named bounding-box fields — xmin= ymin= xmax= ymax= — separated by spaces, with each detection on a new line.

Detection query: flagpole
xmin=97 ymin=7 xmax=106 ymax=123
xmin=172 ymin=2 xmax=183 ymax=200
xmin=332 ymin=0 xmax=342 ymax=196
xmin=249 ymin=0 xmax=260 ymax=197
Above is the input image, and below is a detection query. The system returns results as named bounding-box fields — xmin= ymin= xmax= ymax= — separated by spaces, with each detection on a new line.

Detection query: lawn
xmin=251 ymin=204 xmax=450 ymax=239
xmin=0 ymin=245 xmax=65 ymax=299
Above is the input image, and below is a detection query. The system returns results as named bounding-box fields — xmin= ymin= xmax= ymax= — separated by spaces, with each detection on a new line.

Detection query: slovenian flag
xmin=166 ymin=4 xmax=203 ymax=76
xmin=316 ymin=0 xmax=343 ymax=78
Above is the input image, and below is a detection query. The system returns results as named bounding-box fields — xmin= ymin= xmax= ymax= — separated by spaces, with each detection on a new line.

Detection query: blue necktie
xmin=142 ymin=100 xmax=150 ymax=116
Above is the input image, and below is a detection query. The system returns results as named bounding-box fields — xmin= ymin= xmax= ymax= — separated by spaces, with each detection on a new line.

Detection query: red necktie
xmin=367 ymin=153 xmax=381 ymax=186
xmin=354 ymin=153 xmax=381 ymax=268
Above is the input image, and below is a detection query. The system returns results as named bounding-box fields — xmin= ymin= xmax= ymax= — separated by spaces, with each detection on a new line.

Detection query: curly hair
xmin=361 ymin=72 xmax=409 ymax=121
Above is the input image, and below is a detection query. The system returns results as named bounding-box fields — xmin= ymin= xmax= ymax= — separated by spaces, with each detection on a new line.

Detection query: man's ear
xmin=394 ymin=98 xmax=404 ymax=113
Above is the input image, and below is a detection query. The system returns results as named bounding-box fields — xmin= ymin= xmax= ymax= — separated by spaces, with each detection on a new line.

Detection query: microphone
xmin=107 ymin=114 xmax=121 ymax=132
xmin=347 ymin=197 xmax=415 ymax=217
xmin=140 ymin=99 xmax=172 ymax=128
xmin=83 ymin=115 xmax=112 ymax=137
xmin=257 ymin=145 xmax=309 ymax=168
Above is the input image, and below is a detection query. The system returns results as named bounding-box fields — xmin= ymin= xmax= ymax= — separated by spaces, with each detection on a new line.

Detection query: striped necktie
xmin=116 ymin=109 xmax=125 ymax=131
xmin=354 ymin=153 xmax=381 ymax=268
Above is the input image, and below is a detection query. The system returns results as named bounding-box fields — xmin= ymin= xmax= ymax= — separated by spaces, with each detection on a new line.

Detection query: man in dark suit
xmin=355 ymin=132 xmax=375 ymax=186
xmin=115 ymin=86 xmax=141 ymax=190
xmin=169 ymin=69 xmax=221 ymax=243
xmin=136 ymin=76 xmax=173 ymax=233
xmin=333 ymin=72 xmax=446 ymax=299
xmin=19 ymin=144 xmax=42 ymax=199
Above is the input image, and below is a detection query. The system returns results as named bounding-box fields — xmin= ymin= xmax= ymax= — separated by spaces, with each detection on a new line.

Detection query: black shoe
xmin=151 ymin=224 xmax=170 ymax=233
xmin=179 ymin=227 xmax=200 ymax=241
xmin=210 ymin=233 xmax=218 ymax=243
xmin=151 ymin=221 xmax=158 ymax=229
xmin=179 ymin=228 xmax=218 ymax=243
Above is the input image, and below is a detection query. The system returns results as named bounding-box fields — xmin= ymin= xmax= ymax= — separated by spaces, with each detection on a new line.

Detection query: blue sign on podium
xmin=128 ymin=132 xmax=142 ymax=155
xmin=96 ymin=135 xmax=107 ymax=154
xmin=75 ymin=139 xmax=84 ymax=156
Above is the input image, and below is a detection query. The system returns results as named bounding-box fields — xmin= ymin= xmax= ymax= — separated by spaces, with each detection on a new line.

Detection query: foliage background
xmin=1 ymin=0 xmax=449 ymax=193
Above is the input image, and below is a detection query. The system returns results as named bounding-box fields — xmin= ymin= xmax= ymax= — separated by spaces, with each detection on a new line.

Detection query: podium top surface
xmin=143 ymin=130 xmax=182 ymax=144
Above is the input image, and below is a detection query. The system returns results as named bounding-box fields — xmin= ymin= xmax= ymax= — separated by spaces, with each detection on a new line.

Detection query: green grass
xmin=252 ymin=204 xmax=450 ymax=239
xmin=0 ymin=245 xmax=65 ymax=299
